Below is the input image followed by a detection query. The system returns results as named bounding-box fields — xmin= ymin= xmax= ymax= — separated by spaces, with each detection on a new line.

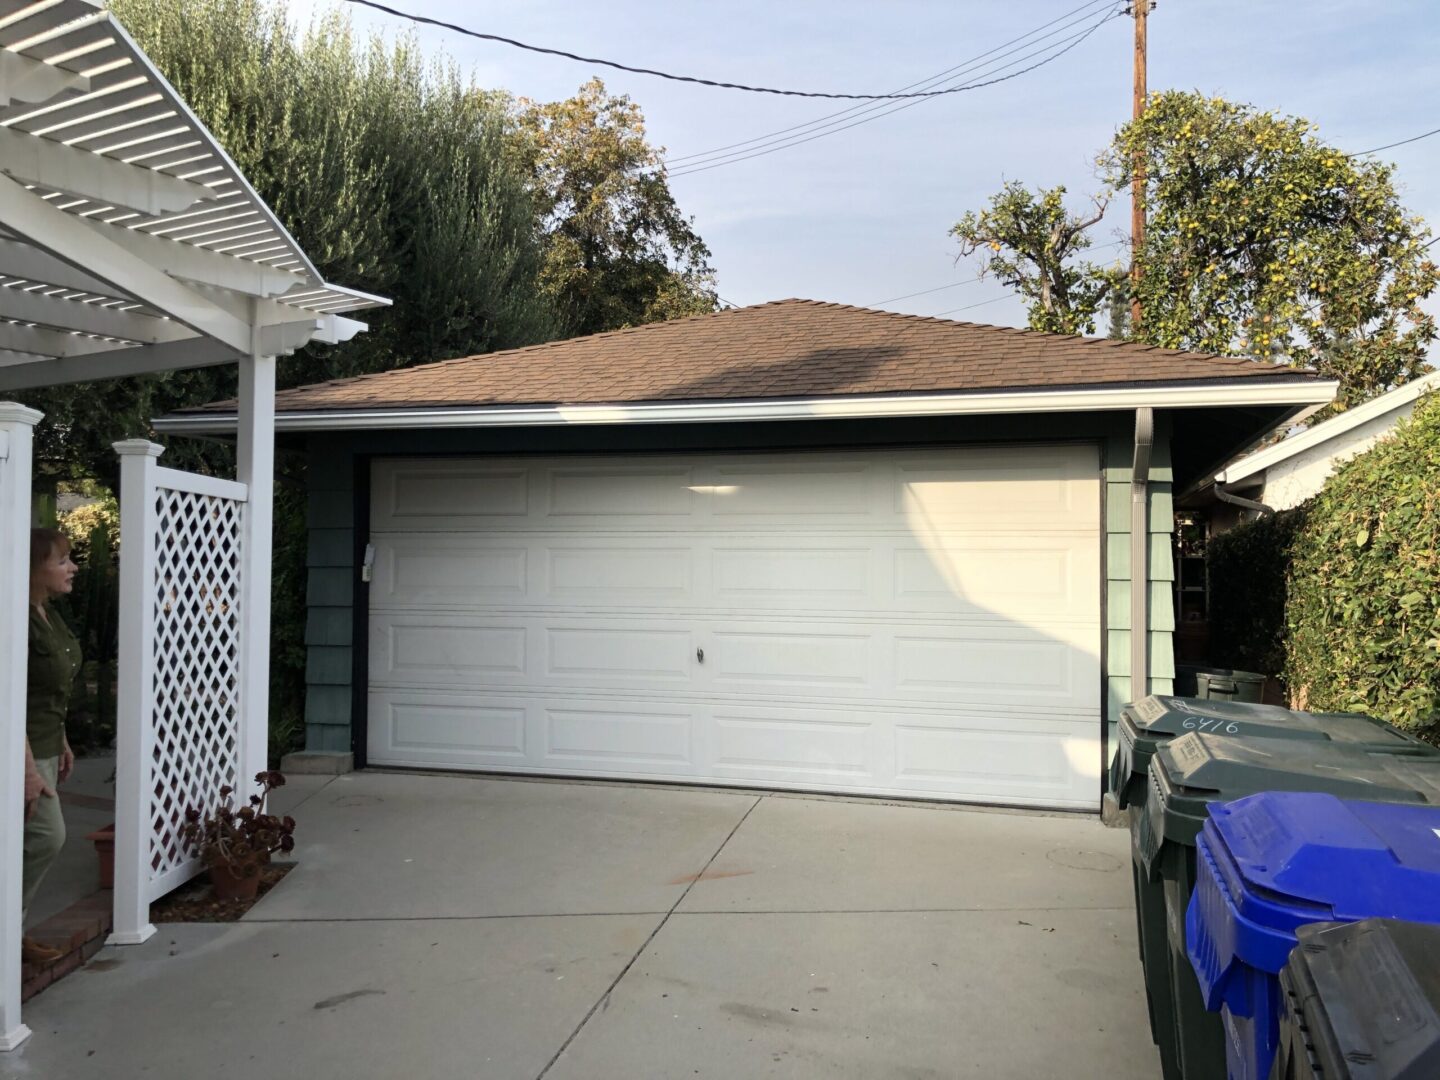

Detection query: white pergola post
xmin=0 ymin=402 xmax=41 ymax=1053
xmin=110 ymin=439 xmax=164 ymax=946
xmin=236 ymin=346 xmax=276 ymax=793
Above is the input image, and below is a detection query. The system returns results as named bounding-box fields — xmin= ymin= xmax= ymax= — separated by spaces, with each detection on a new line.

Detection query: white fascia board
xmin=1217 ymin=370 xmax=1440 ymax=484
xmin=0 ymin=336 xmax=236 ymax=391
xmin=0 ymin=173 xmax=251 ymax=352
xmin=0 ymin=127 xmax=213 ymax=215
xmin=0 ymin=286 xmax=195 ymax=343
xmin=152 ymin=378 xmax=1340 ymax=435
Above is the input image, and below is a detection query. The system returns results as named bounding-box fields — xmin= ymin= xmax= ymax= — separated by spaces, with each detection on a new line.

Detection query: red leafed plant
xmin=182 ymin=771 xmax=296 ymax=883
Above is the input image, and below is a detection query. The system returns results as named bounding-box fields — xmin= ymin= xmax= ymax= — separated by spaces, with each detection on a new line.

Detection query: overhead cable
xmin=664 ymin=0 xmax=1117 ymax=167
xmin=341 ymin=0 xmax=1119 ymax=101
xmin=1348 ymin=125 xmax=1440 ymax=157
xmin=666 ymin=9 xmax=1124 ymax=177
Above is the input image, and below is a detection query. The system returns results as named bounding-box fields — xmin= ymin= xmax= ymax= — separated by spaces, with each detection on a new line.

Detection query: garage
xmin=365 ymin=444 xmax=1103 ymax=807
xmin=158 ymin=297 xmax=1336 ymax=811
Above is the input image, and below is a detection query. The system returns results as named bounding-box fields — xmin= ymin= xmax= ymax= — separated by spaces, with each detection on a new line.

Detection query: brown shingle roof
xmin=208 ymin=299 xmax=1321 ymax=414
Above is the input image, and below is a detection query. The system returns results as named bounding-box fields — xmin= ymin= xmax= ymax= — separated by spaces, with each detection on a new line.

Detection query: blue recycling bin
xmin=1185 ymin=793 xmax=1440 ymax=1080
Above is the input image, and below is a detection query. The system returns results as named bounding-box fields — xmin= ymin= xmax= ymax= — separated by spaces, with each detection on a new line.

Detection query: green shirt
xmin=27 ymin=603 xmax=81 ymax=759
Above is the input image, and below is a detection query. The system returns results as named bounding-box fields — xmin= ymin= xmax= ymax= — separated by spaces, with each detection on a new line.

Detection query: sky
xmin=284 ymin=0 xmax=1440 ymax=330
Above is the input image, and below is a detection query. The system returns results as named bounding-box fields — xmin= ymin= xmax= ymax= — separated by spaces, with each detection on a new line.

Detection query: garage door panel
xmin=373 ymin=463 xmax=530 ymax=526
xmin=546 ymin=465 xmax=696 ymax=517
xmin=546 ymin=545 xmax=692 ymax=599
xmin=544 ymin=704 xmax=695 ymax=768
xmin=895 ymin=445 xmax=1100 ymax=527
xmin=893 ymin=633 xmax=1087 ymax=701
xmin=374 ymin=538 xmax=528 ymax=606
xmin=375 ymin=618 xmax=527 ymax=681
xmin=546 ymin=626 xmax=694 ymax=681
xmin=708 ymin=460 xmax=874 ymax=518
xmin=708 ymin=628 xmax=873 ymax=689
xmin=710 ymin=707 xmax=877 ymax=780
xmin=891 ymin=538 xmax=1098 ymax=617
xmin=711 ymin=546 xmax=872 ymax=603
xmin=375 ymin=694 xmax=529 ymax=760
xmin=893 ymin=723 xmax=1101 ymax=804
xmin=367 ymin=446 xmax=1103 ymax=808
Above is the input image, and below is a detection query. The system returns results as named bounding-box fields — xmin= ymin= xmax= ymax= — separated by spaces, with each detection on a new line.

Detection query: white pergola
xmin=0 ymin=0 xmax=387 ymax=1050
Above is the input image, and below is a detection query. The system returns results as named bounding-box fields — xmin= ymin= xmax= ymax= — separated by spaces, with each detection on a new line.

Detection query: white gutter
xmin=1131 ymin=408 xmax=1154 ymax=701
xmin=154 ymin=378 xmax=1338 ymax=435
xmin=1216 ymin=370 xmax=1440 ymax=485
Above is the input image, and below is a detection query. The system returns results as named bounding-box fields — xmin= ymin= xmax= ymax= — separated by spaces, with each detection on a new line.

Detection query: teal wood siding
xmin=295 ymin=414 xmax=1173 ymax=784
xmin=1103 ymin=419 xmax=1176 ymax=761
xmin=303 ymin=449 xmax=356 ymax=752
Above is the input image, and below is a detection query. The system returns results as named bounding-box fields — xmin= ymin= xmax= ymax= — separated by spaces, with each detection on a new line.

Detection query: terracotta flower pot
xmin=208 ymin=861 xmax=261 ymax=901
xmin=86 ymin=824 xmax=116 ymax=890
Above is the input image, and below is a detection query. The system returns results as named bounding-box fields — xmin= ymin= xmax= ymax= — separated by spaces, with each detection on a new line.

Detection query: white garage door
xmin=367 ymin=446 xmax=1103 ymax=808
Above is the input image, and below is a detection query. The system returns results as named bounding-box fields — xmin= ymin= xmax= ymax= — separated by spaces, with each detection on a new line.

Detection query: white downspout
xmin=1131 ymin=408 xmax=1155 ymax=701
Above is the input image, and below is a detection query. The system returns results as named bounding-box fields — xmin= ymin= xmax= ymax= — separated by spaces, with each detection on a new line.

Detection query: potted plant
xmin=182 ymin=771 xmax=296 ymax=901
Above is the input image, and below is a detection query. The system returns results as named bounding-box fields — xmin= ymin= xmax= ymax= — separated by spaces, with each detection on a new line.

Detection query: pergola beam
xmin=0 ymin=287 xmax=194 ymax=343
xmin=0 ymin=336 xmax=236 ymax=391
xmin=0 ymin=47 xmax=88 ymax=109
xmin=0 ymin=173 xmax=252 ymax=353
xmin=79 ymin=215 xmax=303 ymax=299
xmin=0 ymin=237 xmax=139 ymax=299
xmin=0 ymin=127 xmax=214 ymax=216
xmin=0 ymin=321 xmax=127 ymax=358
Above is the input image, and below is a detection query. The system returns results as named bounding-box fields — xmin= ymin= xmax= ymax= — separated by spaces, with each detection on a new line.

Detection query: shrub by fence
xmin=1206 ymin=506 xmax=1307 ymax=680
xmin=1282 ymin=394 xmax=1440 ymax=737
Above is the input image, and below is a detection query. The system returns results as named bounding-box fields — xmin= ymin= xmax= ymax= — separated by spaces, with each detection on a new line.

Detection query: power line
xmin=341 ymin=0 xmax=1112 ymax=101
xmin=934 ymin=295 xmax=1012 ymax=317
xmin=664 ymin=0 xmax=1116 ymax=167
xmin=868 ymin=239 xmax=1127 ymax=308
xmin=668 ymin=8 xmax=1120 ymax=174
xmin=1349 ymin=125 xmax=1440 ymax=157
xmin=668 ymin=9 xmax=1124 ymax=177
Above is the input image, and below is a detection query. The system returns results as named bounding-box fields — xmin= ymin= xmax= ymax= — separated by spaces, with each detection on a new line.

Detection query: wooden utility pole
xmin=1130 ymin=0 xmax=1149 ymax=331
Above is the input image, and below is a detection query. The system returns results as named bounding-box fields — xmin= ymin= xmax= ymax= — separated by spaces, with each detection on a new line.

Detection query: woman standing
xmin=22 ymin=527 xmax=79 ymax=964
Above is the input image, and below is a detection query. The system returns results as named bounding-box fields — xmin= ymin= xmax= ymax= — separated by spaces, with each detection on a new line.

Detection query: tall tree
xmin=951 ymin=183 xmax=1119 ymax=336
xmin=19 ymin=0 xmax=560 ymax=484
xmin=955 ymin=92 xmax=1438 ymax=407
xmin=511 ymin=78 xmax=718 ymax=335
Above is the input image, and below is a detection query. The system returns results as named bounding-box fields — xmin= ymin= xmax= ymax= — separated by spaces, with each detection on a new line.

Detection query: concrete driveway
xmin=3 ymin=772 xmax=1159 ymax=1080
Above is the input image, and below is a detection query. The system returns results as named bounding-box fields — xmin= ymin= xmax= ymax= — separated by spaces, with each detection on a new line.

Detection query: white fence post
xmin=0 ymin=403 xmax=41 ymax=1053
xmin=111 ymin=439 xmax=163 ymax=946
xmin=236 ymin=352 xmax=275 ymax=791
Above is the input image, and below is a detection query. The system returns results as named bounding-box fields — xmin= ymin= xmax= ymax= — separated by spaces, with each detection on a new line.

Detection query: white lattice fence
xmin=113 ymin=441 xmax=249 ymax=944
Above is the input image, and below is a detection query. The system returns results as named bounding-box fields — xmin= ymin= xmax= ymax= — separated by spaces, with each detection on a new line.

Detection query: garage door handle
xmin=696 ymin=647 xmax=704 ymax=664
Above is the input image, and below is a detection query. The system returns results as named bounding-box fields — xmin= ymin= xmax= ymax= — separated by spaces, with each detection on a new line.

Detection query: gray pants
xmin=22 ymin=755 xmax=65 ymax=921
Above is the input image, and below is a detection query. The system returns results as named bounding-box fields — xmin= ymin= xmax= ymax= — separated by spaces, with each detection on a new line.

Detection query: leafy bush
xmin=1207 ymin=507 xmax=1308 ymax=680
xmin=1284 ymin=394 xmax=1440 ymax=737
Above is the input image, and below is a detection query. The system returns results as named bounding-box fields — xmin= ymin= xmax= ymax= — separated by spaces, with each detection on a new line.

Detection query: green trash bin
xmin=1137 ymin=734 xmax=1440 ymax=1080
xmin=1195 ymin=668 xmax=1267 ymax=702
xmin=1109 ymin=695 xmax=1430 ymax=812
xmin=1110 ymin=697 xmax=1433 ymax=1078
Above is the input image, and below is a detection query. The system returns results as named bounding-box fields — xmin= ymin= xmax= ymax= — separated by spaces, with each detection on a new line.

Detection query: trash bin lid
xmin=1111 ymin=696 xmax=1428 ymax=811
xmin=1211 ymin=794 xmax=1440 ymax=922
xmin=1188 ymin=794 xmax=1440 ymax=1004
xmin=1286 ymin=919 xmax=1440 ymax=1080
xmin=1137 ymin=734 xmax=1440 ymax=874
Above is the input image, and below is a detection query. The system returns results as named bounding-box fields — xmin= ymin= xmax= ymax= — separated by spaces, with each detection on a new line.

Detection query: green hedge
xmin=1207 ymin=506 xmax=1308 ymax=679
xmin=1284 ymin=394 xmax=1440 ymax=736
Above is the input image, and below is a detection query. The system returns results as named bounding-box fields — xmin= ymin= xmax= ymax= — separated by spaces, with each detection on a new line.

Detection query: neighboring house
xmin=1212 ymin=370 xmax=1440 ymax=519
xmin=157 ymin=300 xmax=1332 ymax=811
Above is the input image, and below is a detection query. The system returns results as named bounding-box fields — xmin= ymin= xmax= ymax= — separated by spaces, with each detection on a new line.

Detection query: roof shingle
xmin=209 ymin=299 xmax=1322 ymax=414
